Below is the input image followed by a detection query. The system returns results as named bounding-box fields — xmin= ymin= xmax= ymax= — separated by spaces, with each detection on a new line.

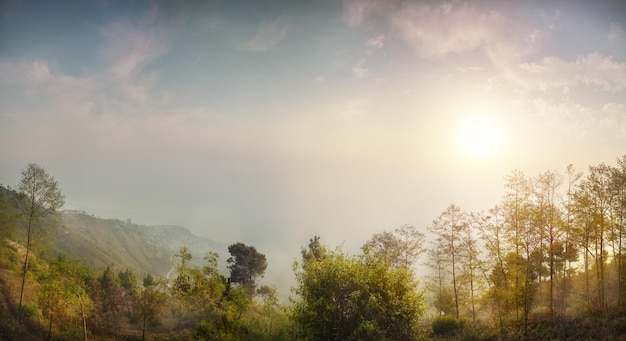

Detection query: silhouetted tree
xmin=227 ymin=242 xmax=267 ymax=296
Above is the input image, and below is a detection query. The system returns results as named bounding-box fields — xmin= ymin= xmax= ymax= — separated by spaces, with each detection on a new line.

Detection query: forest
xmin=1 ymin=156 xmax=626 ymax=340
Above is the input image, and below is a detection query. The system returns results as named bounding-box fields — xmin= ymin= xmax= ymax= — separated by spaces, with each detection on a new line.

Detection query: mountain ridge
xmin=56 ymin=212 xmax=229 ymax=278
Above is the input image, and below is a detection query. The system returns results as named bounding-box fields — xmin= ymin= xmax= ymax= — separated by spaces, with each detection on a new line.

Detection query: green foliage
xmin=362 ymin=225 xmax=425 ymax=269
xmin=227 ymin=242 xmax=267 ymax=296
xmin=169 ymin=248 xmax=227 ymax=330
xmin=222 ymin=285 xmax=251 ymax=321
xmin=292 ymin=238 xmax=425 ymax=341
xmin=300 ymin=236 xmax=326 ymax=263
xmin=0 ymin=186 xmax=17 ymax=240
xmin=134 ymin=275 xmax=167 ymax=339
xmin=431 ymin=316 xmax=462 ymax=338
xmin=256 ymin=285 xmax=278 ymax=308
xmin=16 ymin=163 xmax=65 ymax=219
xmin=0 ymin=241 xmax=20 ymax=270
xmin=433 ymin=287 xmax=456 ymax=317
xmin=194 ymin=320 xmax=217 ymax=339
xmin=16 ymin=163 xmax=64 ymax=310
xmin=37 ymin=254 xmax=94 ymax=340
xmin=118 ymin=268 xmax=139 ymax=297
xmin=4 ymin=156 xmax=626 ymax=340
xmin=189 ymin=257 xmax=226 ymax=316
xmin=94 ymin=266 xmax=129 ymax=337
xmin=18 ymin=303 xmax=39 ymax=321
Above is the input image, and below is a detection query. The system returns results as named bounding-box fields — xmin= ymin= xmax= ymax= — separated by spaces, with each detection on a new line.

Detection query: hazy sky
xmin=1 ymin=0 xmax=625 ymax=288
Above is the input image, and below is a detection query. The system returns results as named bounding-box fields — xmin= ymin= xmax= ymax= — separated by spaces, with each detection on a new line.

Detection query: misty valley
xmin=1 ymin=156 xmax=626 ymax=340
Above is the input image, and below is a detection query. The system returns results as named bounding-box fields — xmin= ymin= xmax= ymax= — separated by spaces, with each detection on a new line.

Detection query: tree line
xmin=1 ymin=157 xmax=626 ymax=340
xmin=421 ymin=156 xmax=626 ymax=339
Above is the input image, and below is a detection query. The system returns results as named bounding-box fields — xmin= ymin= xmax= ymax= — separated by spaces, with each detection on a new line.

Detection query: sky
xmin=1 ymin=0 xmax=626 ymax=291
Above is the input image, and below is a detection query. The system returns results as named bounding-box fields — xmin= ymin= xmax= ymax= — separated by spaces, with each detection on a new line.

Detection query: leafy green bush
xmin=0 ymin=245 xmax=19 ymax=270
xmin=431 ymin=316 xmax=462 ymax=338
xmin=292 ymin=244 xmax=425 ymax=341
xmin=18 ymin=303 xmax=39 ymax=321
xmin=194 ymin=320 xmax=216 ymax=340
xmin=459 ymin=322 xmax=498 ymax=341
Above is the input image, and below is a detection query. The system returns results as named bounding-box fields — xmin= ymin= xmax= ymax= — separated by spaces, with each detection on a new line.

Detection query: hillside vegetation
xmin=56 ymin=212 xmax=228 ymax=279
xmin=2 ymin=156 xmax=626 ymax=340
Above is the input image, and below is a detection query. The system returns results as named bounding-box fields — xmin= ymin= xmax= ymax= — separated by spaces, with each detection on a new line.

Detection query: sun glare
xmin=457 ymin=116 xmax=502 ymax=158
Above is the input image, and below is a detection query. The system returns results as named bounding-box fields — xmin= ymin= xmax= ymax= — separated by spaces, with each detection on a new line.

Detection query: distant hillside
xmin=56 ymin=212 xmax=229 ymax=278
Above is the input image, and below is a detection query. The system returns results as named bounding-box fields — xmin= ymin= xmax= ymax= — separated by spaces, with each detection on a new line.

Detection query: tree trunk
xmin=80 ymin=296 xmax=88 ymax=341
xmin=142 ymin=312 xmax=147 ymax=341
xmin=451 ymin=246 xmax=459 ymax=320
xmin=18 ymin=209 xmax=35 ymax=311
xmin=48 ymin=316 xmax=53 ymax=340
xmin=469 ymin=255 xmax=476 ymax=323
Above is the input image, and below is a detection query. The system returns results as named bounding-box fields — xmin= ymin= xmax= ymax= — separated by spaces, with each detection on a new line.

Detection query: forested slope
xmin=2 ymin=155 xmax=626 ymax=340
xmin=56 ymin=212 xmax=228 ymax=278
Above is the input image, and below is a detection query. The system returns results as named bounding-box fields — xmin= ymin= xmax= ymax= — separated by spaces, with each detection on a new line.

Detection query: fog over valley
xmin=1 ymin=0 xmax=626 ymax=339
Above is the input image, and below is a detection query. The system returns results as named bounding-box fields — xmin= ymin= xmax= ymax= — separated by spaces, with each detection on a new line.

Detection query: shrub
xmin=18 ymin=303 xmax=39 ymax=321
xmin=431 ymin=315 xmax=462 ymax=338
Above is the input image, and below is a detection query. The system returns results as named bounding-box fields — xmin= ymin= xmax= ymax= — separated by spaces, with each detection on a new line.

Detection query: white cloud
xmin=239 ymin=19 xmax=289 ymax=52
xmin=98 ymin=7 xmax=169 ymax=105
xmin=502 ymin=52 xmax=626 ymax=143
xmin=515 ymin=97 xmax=595 ymax=138
xmin=457 ymin=66 xmax=483 ymax=73
xmin=601 ymin=103 xmax=626 ymax=138
xmin=0 ymin=60 xmax=98 ymax=118
xmin=365 ymin=34 xmax=384 ymax=49
xmin=389 ymin=2 xmax=522 ymax=61
xmin=0 ymin=60 xmax=65 ymax=85
xmin=602 ymin=102 xmax=625 ymax=114
xmin=352 ymin=59 xmax=368 ymax=78
xmin=100 ymin=20 xmax=166 ymax=81
xmin=342 ymin=0 xmax=382 ymax=27
xmin=516 ymin=53 xmax=626 ymax=93
xmin=28 ymin=61 xmax=52 ymax=82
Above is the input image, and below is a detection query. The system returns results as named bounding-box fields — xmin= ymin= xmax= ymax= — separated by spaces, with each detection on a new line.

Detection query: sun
xmin=457 ymin=116 xmax=502 ymax=158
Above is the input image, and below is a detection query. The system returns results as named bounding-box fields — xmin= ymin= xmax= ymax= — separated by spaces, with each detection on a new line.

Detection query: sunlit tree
xmin=573 ymin=163 xmax=613 ymax=310
xmin=292 ymin=238 xmax=424 ymax=340
xmin=611 ymin=156 xmax=626 ymax=309
xmin=16 ymin=163 xmax=64 ymax=311
xmin=428 ymin=204 xmax=466 ymax=320
xmin=38 ymin=254 xmax=94 ymax=341
xmin=362 ymin=224 xmax=425 ymax=270
xmin=531 ymin=170 xmax=564 ymax=316
xmin=171 ymin=245 xmax=193 ymax=330
xmin=475 ymin=207 xmax=511 ymax=330
xmin=461 ymin=213 xmax=483 ymax=322
xmin=425 ymin=246 xmax=454 ymax=317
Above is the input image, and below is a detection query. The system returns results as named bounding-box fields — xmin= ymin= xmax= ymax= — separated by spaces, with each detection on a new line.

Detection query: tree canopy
xmin=292 ymin=238 xmax=425 ymax=341
xmin=16 ymin=163 xmax=64 ymax=311
xmin=227 ymin=242 xmax=267 ymax=294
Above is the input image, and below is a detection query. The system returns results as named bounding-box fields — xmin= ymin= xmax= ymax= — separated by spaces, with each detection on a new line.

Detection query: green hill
xmin=56 ymin=211 xmax=229 ymax=278
xmin=1 ymin=184 xmax=228 ymax=278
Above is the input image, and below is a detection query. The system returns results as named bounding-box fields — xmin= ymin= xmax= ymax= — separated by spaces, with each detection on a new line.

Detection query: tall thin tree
xmin=17 ymin=163 xmax=64 ymax=311
xmin=428 ymin=204 xmax=466 ymax=320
